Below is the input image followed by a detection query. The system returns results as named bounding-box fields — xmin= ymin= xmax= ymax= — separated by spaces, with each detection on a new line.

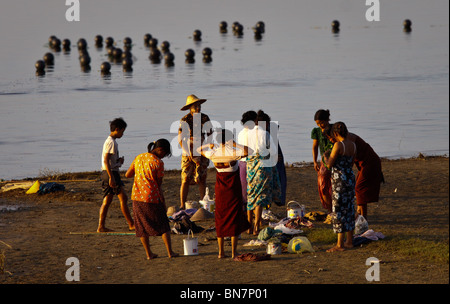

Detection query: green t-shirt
xmin=311 ymin=126 xmax=333 ymax=156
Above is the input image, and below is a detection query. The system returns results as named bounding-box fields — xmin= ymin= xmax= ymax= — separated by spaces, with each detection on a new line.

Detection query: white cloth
xmin=269 ymin=218 xmax=303 ymax=235
xmin=273 ymin=224 xmax=303 ymax=235
xmin=246 ymin=126 xmax=278 ymax=167
xmin=359 ymin=229 xmax=385 ymax=241
xmin=101 ymin=136 xmax=120 ymax=171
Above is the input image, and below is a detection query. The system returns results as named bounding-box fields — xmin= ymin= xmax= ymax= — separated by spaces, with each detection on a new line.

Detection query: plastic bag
xmin=199 ymin=187 xmax=215 ymax=212
xmin=287 ymin=236 xmax=314 ymax=253
xmin=355 ymin=215 xmax=369 ymax=235
xmin=202 ymin=187 xmax=212 ymax=202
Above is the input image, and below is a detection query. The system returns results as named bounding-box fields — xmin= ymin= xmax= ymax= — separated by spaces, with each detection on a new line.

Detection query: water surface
xmin=0 ymin=0 xmax=448 ymax=180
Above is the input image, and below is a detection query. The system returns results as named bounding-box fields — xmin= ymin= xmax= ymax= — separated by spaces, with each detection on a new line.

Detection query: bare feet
xmin=218 ymin=254 xmax=228 ymax=259
xmin=344 ymin=243 xmax=353 ymax=249
xmin=326 ymin=246 xmax=345 ymax=253
xmin=97 ymin=227 xmax=113 ymax=233
xmin=168 ymin=252 xmax=179 ymax=258
xmin=146 ymin=253 xmax=158 ymax=260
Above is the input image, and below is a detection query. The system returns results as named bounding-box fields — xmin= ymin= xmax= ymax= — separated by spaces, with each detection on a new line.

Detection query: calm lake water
xmin=0 ymin=0 xmax=448 ymax=180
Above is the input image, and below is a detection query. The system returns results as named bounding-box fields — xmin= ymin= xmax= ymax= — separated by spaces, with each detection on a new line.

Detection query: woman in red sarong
xmin=347 ymin=133 xmax=384 ymax=220
xmin=311 ymin=109 xmax=334 ymax=212
xmin=198 ymin=129 xmax=252 ymax=259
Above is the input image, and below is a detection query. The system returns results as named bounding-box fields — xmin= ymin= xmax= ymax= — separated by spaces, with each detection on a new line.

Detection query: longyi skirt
xmin=132 ymin=200 xmax=170 ymax=237
xmin=215 ymin=170 xmax=251 ymax=238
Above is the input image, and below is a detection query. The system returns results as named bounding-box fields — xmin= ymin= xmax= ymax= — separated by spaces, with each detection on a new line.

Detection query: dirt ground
xmin=0 ymin=157 xmax=448 ymax=289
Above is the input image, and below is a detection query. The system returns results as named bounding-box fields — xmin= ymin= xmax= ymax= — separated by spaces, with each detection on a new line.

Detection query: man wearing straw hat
xmin=178 ymin=94 xmax=213 ymax=209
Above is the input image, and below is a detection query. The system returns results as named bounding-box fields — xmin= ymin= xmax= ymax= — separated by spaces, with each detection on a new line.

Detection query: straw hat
xmin=180 ymin=94 xmax=207 ymax=111
xmin=190 ymin=208 xmax=214 ymax=222
xmin=166 ymin=206 xmax=179 ymax=217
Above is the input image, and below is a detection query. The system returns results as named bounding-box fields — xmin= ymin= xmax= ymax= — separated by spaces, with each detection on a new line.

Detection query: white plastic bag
xmin=202 ymin=187 xmax=212 ymax=202
xmin=355 ymin=215 xmax=369 ymax=235
xmin=199 ymin=187 xmax=215 ymax=212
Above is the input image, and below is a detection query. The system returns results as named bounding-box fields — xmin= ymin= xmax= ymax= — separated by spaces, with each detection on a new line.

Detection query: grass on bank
xmin=304 ymin=228 xmax=449 ymax=264
xmin=376 ymin=237 xmax=449 ymax=264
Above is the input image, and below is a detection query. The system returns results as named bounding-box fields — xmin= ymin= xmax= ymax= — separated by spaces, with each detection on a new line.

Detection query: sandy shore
xmin=0 ymin=156 xmax=448 ymax=289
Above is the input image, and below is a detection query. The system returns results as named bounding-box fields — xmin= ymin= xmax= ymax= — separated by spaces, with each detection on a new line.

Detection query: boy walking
xmin=97 ymin=117 xmax=134 ymax=232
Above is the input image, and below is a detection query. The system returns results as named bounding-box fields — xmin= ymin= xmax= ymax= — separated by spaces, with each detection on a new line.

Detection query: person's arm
xmin=324 ymin=142 xmax=340 ymax=169
xmin=196 ymin=143 xmax=215 ymax=157
xmin=178 ymin=127 xmax=192 ymax=158
xmin=312 ymin=139 xmax=320 ymax=172
xmin=231 ymin=140 xmax=252 ymax=158
xmin=125 ymin=160 xmax=135 ymax=178
xmin=157 ymin=162 xmax=167 ymax=211
xmin=103 ymin=153 xmax=116 ymax=188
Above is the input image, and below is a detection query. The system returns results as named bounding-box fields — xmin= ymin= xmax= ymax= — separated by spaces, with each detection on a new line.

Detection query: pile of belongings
xmin=24 ymin=180 xmax=65 ymax=195
xmin=256 ymin=225 xmax=304 ymax=253
xmin=36 ymin=182 xmax=65 ymax=194
xmin=168 ymin=207 xmax=214 ymax=234
xmin=353 ymin=229 xmax=385 ymax=246
xmin=1 ymin=180 xmax=65 ymax=195
xmin=352 ymin=215 xmax=385 ymax=246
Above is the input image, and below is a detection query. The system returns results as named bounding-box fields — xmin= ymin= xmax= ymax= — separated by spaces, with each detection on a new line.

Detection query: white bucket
xmin=287 ymin=201 xmax=305 ymax=219
xmin=200 ymin=200 xmax=215 ymax=213
xmin=267 ymin=242 xmax=281 ymax=255
xmin=183 ymin=230 xmax=199 ymax=256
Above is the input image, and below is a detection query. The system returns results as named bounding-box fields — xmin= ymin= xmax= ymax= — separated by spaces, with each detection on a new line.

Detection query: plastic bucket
xmin=200 ymin=200 xmax=215 ymax=213
xmin=287 ymin=201 xmax=304 ymax=219
xmin=183 ymin=230 xmax=199 ymax=256
xmin=266 ymin=242 xmax=281 ymax=255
